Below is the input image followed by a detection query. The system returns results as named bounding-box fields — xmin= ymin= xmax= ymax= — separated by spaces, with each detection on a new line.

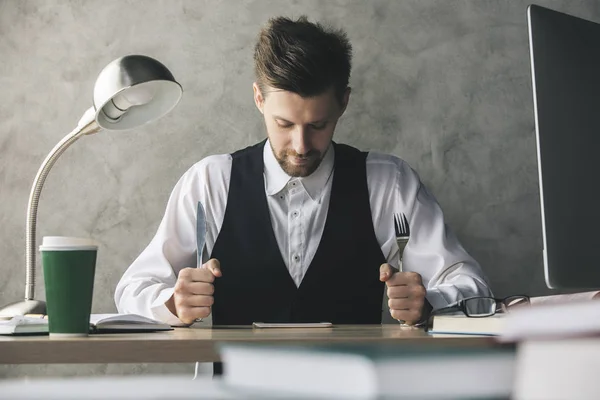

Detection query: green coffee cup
xmin=40 ymin=236 xmax=99 ymax=337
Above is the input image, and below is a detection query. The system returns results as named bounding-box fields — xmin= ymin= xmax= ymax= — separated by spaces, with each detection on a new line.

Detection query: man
xmin=115 ymin=16 xmax=492 ymax=329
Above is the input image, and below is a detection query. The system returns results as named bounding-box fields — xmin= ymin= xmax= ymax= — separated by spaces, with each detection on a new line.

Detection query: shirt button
xmin=292 ymin=211 xmax=299 ymax=218
xmin=294 ymin=255 xmax=300 ymax=261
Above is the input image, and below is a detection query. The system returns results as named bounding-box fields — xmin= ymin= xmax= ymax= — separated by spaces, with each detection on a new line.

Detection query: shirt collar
xmin=263 ymin=140 xmax=335 ymax=202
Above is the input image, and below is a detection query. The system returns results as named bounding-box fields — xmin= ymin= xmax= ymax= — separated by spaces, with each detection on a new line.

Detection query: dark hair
xmin=254 ymin=16 xmax=352 ymax=104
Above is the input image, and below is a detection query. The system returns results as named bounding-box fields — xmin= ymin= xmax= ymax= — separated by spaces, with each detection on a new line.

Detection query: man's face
xmin=253 ymin=83 xmax=350 ymax=177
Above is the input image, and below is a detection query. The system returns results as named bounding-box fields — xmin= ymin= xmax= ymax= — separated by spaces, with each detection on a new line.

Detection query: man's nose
xmin=291 ymin=126 xmax=310 ymax=155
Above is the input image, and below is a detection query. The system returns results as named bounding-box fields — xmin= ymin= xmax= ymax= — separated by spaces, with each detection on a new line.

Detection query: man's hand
xmin=165 ymin=259 xmax=222 ymax=325
xmin=380 ymin=263 xmax=427 ymax=325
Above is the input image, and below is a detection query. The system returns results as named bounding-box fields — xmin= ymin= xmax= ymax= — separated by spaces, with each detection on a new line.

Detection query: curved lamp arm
xmin=0 ymin=54 xmax=182 ymax=319
xmin=25 ymin=107 xmax=101 ymax=300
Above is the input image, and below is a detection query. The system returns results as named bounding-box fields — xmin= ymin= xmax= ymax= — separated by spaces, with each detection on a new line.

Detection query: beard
xmin=271 ymin=144 xmax=323 ymax=177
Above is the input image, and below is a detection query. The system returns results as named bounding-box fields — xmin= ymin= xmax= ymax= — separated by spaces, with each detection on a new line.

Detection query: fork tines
xmin=393 ymin=213 xmax=410 ymax=238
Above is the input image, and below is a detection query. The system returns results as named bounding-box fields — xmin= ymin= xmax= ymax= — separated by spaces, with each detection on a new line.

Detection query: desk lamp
xmin=0 ymin=55 xmax=183 ymax=319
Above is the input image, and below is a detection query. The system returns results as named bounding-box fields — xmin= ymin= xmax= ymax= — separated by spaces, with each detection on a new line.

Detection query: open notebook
xmin=0 ymin=314 xmax=172 ymax=335
xmin=89 ymin=314 xmax=172 ymax=333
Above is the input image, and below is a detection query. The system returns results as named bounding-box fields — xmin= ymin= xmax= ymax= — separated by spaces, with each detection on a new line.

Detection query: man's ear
xmin=253 ymin=82 xmax=265 ymax=114
xmin=339 ymin=87 xmax=351 ymax=116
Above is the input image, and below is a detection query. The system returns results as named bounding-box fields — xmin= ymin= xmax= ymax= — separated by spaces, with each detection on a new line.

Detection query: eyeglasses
xmin=430 ymin=295 xmax=530 ymax=318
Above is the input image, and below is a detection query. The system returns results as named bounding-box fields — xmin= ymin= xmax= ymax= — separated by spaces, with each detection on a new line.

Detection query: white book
xmin=500 ymin=300 xmax=600 ymax=341
xmin=220 ymin=343 xmax=515 ymax=399
xmin=514 ymin=338 xmax=600 ymax=400
xmin=429 ymin=314 xmax=506 ymax=336
xmin=0 ymin=316 xmax=48 ymax=335
xmin=0 ymin=375 xmax=235 ymax=400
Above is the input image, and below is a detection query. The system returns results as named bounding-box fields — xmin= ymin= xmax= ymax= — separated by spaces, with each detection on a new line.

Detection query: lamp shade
xmin=93 ymin=55 xmax=183 ymax=130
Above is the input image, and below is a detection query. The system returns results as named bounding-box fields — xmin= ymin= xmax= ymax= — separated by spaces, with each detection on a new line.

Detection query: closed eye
xmin=274 ymin=116 xmax=328 ymax=131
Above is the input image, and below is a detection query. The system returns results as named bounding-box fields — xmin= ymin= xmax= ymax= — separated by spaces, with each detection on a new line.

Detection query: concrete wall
xmin=1 ymin=0 xmax=598 ymax=378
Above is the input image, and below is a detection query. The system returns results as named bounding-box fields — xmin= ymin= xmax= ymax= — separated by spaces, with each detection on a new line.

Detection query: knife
xmin=194 ymin=201 xmax=207 ymax=323
xmin=196 ymin=201 xmax=206 ymax=268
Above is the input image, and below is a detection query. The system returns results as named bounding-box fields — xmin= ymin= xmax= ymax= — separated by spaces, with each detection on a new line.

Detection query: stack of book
xmin=429 ymin=314 xmax=505 ymax=336
xmin=219 ymin=341 xmax=515 ymax=399
xmin=499 ymin=300 xmax=600 ymax=400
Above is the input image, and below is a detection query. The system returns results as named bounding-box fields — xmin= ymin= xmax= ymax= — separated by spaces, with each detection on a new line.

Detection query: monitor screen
xmin=528 ymin=4 xmax=600 ymax=289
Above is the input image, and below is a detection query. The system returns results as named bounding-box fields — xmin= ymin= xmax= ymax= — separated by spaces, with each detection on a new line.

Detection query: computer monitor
xmin=528 ymin=4 xmax=600 ymax=289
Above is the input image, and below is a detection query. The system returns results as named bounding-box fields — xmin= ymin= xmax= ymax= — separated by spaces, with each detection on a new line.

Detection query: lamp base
xmin=0 ymin=299 xmax=46 ymax=320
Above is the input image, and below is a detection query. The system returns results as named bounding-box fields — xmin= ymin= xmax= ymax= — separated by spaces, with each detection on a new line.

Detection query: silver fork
xmin=394 ymin=213 xmax=410 ymax=272
xmin=393 ymin=213 xmax=410 ymax=326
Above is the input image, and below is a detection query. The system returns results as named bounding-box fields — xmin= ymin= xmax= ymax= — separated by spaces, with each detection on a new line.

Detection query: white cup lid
xmin=39 ymin=236 xmax=99 ymax=251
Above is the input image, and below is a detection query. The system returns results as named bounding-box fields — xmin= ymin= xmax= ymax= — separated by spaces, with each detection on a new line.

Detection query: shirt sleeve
xmin=369 ymin=154 xmax=493 ymax=309
xmin=115 ymin=154 xmax=231 ymax=325
xmin=406 ymin=178 xmax=493 ymax=309
xmin=113 ymin=166 xmax=199 ymax=326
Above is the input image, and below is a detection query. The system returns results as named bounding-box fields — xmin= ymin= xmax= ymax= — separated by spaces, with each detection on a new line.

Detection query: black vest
xmin=210 ymin=141 xmax=386 ymax=325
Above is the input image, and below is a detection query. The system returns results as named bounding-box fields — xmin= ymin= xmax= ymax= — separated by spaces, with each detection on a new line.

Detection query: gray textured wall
xmin=1 ymin=0 xmax=598 ymax=379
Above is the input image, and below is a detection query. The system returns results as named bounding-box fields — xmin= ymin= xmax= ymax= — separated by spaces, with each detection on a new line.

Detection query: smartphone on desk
xmin=252 ymin=322 xmax=333 ymax=328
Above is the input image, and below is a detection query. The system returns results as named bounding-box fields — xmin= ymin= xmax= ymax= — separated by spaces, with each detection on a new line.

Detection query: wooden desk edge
xmin=0 ymin=326 xmax=505 ymax=364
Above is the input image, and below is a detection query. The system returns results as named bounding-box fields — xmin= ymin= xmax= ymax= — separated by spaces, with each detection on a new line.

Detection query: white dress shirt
xmin=115 ymin=141 xmax=492 ymax=326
